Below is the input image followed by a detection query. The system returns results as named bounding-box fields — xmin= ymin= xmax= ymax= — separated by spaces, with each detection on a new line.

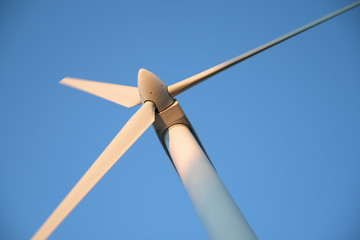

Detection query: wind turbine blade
xmin=31 ymin=101 xmax=155 ymax=240
xmin=168 ymin=1 xmax=360 ymax=97
xmin=60 ymin=77 xmax=142 ymax=108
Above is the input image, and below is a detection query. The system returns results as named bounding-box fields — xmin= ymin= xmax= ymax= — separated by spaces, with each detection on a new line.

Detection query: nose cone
xmin=138 ymin=68 xmax=173 ymax=111
xmin=138 ymin=68 xmax=161 ymax=89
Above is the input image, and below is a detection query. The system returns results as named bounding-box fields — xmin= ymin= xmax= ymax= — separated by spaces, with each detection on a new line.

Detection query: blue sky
xmin=1 ymin=0 xmax=360 ymax=239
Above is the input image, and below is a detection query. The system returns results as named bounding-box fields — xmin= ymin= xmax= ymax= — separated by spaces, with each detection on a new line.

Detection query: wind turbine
xmin=32 ymin=2 xmax=360 ymax=239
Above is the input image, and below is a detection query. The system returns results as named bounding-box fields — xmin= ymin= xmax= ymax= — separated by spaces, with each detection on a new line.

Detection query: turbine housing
xmin=137 ymin=68 xmax=173 ymax=111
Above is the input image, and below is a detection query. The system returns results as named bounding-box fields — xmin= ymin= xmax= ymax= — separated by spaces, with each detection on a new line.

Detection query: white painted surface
xmin=164 ymin=124 xmax=257 ymax=240
xmin=31 ymin=101 xmax=156 ymax=240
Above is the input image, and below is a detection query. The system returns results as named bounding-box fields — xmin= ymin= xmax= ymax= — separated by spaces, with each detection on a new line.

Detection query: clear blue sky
xmin=1 ymin=0 xmax=359 ymax=239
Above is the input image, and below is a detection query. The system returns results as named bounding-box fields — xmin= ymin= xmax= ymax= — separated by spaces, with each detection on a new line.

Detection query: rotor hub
xmin=138 ymin=68 xmax=174 ymax=111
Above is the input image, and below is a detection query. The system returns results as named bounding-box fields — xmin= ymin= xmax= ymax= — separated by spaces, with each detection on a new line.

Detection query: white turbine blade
xmin=168 ymin=1 xmax=360 ymax=97
xmin=60 ymin=77 xmax=141 ymax=108
xmin=31 ymin=101 xmax=155 ymax=240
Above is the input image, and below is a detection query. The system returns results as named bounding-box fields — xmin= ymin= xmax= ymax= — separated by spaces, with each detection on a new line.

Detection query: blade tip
xmin=59 ymin=77 xmax=73 ymax=85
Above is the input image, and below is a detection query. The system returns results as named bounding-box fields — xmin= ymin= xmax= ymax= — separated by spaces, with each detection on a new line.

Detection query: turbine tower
xmin=32 ymin=2 xmax=360 ymax=239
